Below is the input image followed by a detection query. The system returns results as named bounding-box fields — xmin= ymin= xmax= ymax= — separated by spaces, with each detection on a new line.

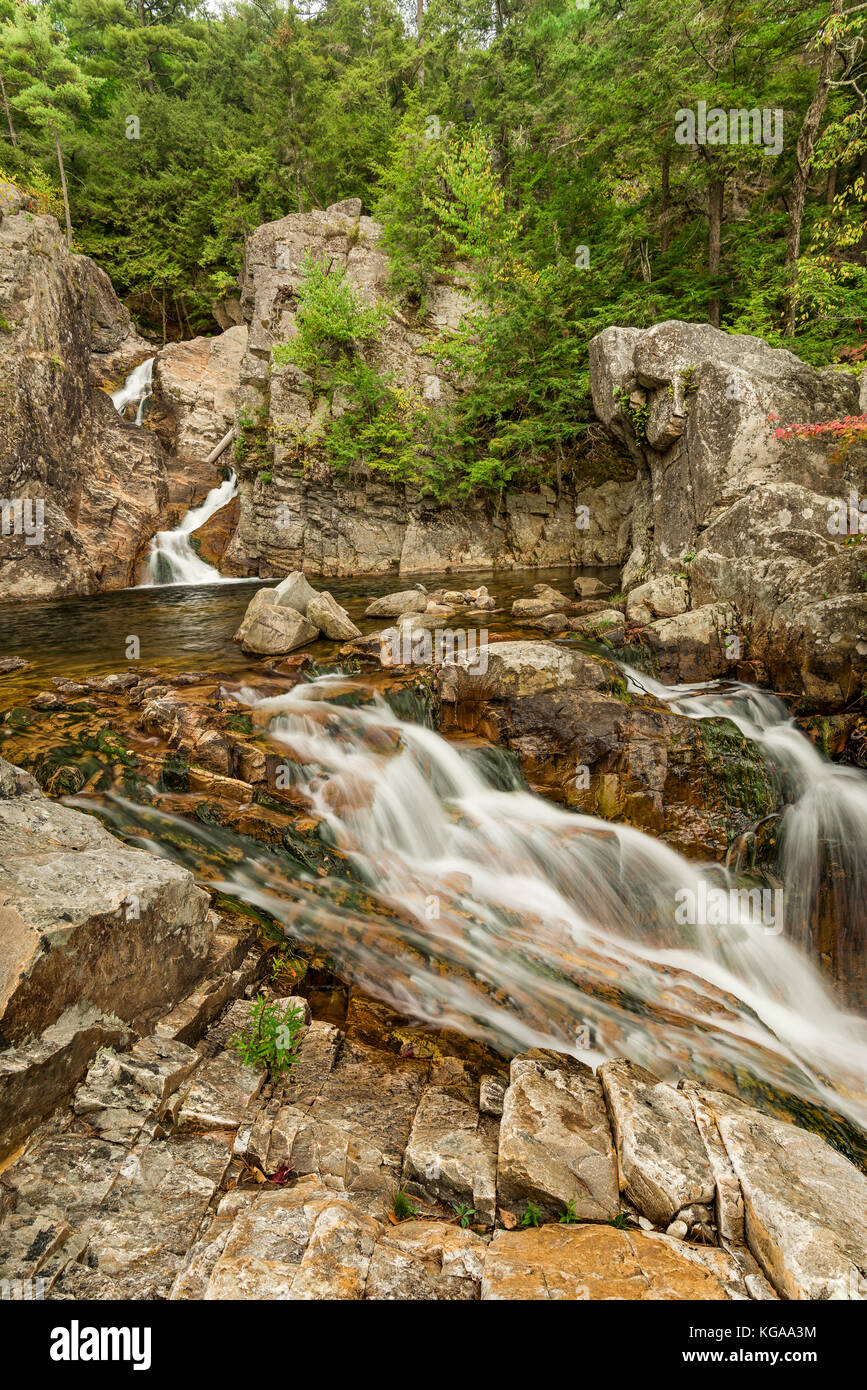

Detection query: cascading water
xmin=111 ymin=356 xmax=154 ymax=425
xmin=621 ymin=666 xmax=867 ymax=999
xmin=109 ymin=356 xmax=238 ymax=585
xmin=143 ymin=472 xmax=238 ymax=586
xmin=89 ymin=673 xmax=867 ymax=1148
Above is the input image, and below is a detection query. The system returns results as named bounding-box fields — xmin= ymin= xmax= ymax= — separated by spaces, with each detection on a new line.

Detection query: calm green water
xmin=0 ymin=565 xmax=617 ymax=699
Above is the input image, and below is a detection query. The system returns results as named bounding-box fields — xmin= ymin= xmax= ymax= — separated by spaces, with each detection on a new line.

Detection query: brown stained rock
xmin=403 ymin=1082 xmax=499 ymax=1225
xmin=204 ymin=1176 xmax=379 ymax=1300
xmin=599 ymin=1059 xmax=715 ymax=1227
xmin=497 ymin=1051 xmax=619 ymax=1223
xmin=481 ymin=1224 xmax=748 ymax=1300
xmin=365 ymin=1220 xmax=486 ymax=1300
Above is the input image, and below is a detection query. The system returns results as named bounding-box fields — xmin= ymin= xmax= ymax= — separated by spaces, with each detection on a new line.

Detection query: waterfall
xmin=142 ymin=472 xmax=238 ymax=586
xmin=91 ymin=674 xmax=867 ymax=1140
xmin=111 ymin=356 xmax=154 ymax=425
xmin=621 ymin=666 xmax=867 ymax=992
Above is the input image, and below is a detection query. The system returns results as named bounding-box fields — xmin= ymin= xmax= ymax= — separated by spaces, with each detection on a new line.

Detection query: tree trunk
xmin=783 ymin=0 xmax=841 ymax=335
xmin=707 ymin=175 xmax=723 ymax=328
xmin=52 ymin=125 xmax=72 ymax=248
xmin=417 ymin=0 xmax=424 ymax=90
xmin=0 ymin=65 xmax=17 ymax=148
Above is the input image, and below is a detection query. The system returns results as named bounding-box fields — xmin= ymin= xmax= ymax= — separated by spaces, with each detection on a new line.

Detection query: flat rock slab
xmin=497 ymin=1050 xmax=619 ymax=1222
xmin=289 ymin=1041 xmax=428 ymax=1197
xmin=403 ymin=1082 xmax=499 ymax=1224
xmin=365 ymin=1220 xmax=486 ymax=1300
xmin=702 ymin=1088 xmax=867 ymax=1300
xmin=599 ymin=1059 xmax=715 ymax=1225
xmin=481 ymin=1224 xmax=749 ymax=1300
xmin=205 ymin=1176 xmax=379 ymax=1300
xmin=177 ymin=1055 xmax=264 ymax=1132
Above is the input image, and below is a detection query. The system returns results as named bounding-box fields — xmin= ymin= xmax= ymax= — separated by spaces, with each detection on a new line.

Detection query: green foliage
xmin=272 ymin=252 xmax=388 ymax=384
xmin=229 ymin=993 xmax=304 ymax=1076
xmin=520 ymin=1201 xmax=543 ymax=1228
xmin=559 ymin=1198 xmax=580 ymax=1225
xmin=609 ymin=1212 xmax=631 ymax=1230
xmin=0 ymin=0 xmax=862 ymax=486
xmin=392 ymin=1187 xmax=419 ymax=1221
xmin=452 ymin=1201 xmax=476 ymax=1228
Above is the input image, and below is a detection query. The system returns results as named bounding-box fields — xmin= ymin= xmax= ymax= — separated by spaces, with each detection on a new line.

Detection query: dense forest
xmin=1 ymin=0 xmax=864 ymax=494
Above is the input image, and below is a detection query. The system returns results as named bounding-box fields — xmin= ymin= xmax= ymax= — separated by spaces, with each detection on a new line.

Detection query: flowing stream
xmin=142 ymin=472 xmax=238 ymax=586
xmin=109 ymin=357 xmax=239 ymax=586
xmin=622 ymin=666 xmax=867 ymax=984
xmin=90 ymin=672 xmax=867 ymax=1148
xmin=110 ymin=356 xmax=154 ymax=424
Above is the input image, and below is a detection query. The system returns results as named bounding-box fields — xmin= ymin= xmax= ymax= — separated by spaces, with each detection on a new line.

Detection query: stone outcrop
xmin=153 ymin=326 xmax=247 ymax=465
xmin=234 ymin=571 xmax=358 ymax=655
xmin=590 ymin=320 xmax=867 ymax=707
xmin=0 ymin=180 xmax=175 ymax=602
xmin=220 ymin=198 xmax=633 ymax=578
xmin=2 ymin=965 xmax=862 ymax=1300
xmin=0 ymin=755 xmax=214 ymax=1160
xmin=438 ymin=640 xmax=777 ymax=859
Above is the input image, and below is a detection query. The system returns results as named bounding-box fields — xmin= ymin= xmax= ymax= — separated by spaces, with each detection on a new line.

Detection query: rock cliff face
xmin=0 ymin=181 xmax=172 ymax=602
xmin=590 ymin=321 xmax=867 ymax=707
xmin=222 ymin=198 xmax=632 ymax=578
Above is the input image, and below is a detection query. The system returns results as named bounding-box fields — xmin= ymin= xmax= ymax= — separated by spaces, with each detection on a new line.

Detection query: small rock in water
xmin=32 ymin=691 xmax=66 ymax=710
xmin=365 ymin=589 xmax=428 ymax=618
xmin=0 ymin=656 xmax=29 ymax=675
xmin=574 ymin=576 xmax=612 ymax=599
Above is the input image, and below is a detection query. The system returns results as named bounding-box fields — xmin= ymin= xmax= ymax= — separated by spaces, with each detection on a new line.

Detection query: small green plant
xmin=229 ymin=993 xmax=304 ymax=1075
xmin=392 ymin=1186 xmax=418 ymax=1222
xmin=520 ymin=1201 xmax=543 ymax=1228
xmin=609 ymin=1211 xmax=630 ymax=1230
xmin=452 ymin=1202 xmax=476 ymax=1228
xmin=559 ymin=1198 xmax=580 ymax=1225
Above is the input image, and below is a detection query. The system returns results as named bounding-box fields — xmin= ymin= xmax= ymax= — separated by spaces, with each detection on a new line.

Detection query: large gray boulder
xmin=0 ymin=756 xmax=212 ymax=1159
xmin=590 ymin=320 xmax=866 ymax=706
xmin=240 ymin=602 xmax=319 ymax=656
